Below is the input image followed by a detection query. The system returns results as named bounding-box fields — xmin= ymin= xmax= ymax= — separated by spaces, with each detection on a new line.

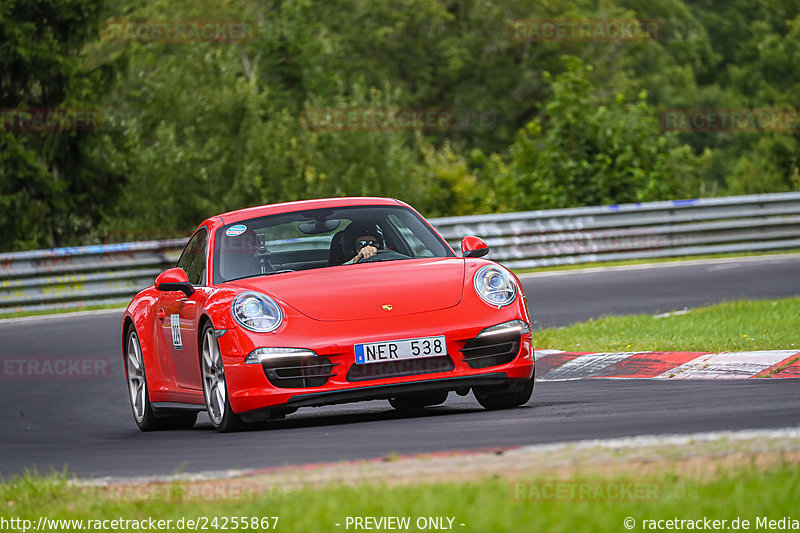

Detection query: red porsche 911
xmin=122 ymin=197 xmax=534 ymax=431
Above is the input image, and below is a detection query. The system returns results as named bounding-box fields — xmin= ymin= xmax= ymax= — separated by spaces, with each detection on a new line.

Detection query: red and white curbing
xmin=535 ymin=349 xmax=800 ymax=380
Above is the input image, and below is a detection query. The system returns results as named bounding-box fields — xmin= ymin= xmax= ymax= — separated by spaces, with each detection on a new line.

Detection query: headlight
xmin=231 ymin=291 xmax=283 ymax=333
xmin=473 ymin=265 xmax=517 ymax=307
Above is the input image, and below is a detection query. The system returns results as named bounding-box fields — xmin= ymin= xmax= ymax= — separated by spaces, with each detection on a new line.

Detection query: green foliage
xmin=0 ymin=0 xmax=117 ymax=251
xmin=486 ymin=57 xmax=708 ymax=210
xmin=413 ymin=137 xmax=488 ymax=217
xmin=2 ymin=0 xmax=800 ymax=251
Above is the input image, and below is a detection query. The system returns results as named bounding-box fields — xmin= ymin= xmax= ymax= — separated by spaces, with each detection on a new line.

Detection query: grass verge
xmin=1 ymin=464 xmax=798 ymax=532
xmin=535 ymin=297 xmax=800 ymax=352
xmin=0 ymin=302 xmax=126 ymax=320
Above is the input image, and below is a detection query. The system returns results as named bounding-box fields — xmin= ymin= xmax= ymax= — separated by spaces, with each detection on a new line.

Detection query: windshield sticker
xmin=226 ymin=224 xmax=247 ymax=237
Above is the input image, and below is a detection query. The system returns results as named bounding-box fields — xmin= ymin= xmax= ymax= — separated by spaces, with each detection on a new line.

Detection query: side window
xmin=177 ymin=229 xmax=208 ymax=285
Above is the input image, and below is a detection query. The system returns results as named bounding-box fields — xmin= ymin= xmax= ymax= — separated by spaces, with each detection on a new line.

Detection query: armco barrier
xmin=0 ymin=240 xmax=185 ymax=315
xmin=433 ymin=192 xmax=800 ymax=269
xmin=2 ymin=192 xmax=799 ymax=315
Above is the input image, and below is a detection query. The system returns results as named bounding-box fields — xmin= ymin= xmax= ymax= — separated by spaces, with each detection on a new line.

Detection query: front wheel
xmin=473 ymin=378 xmax=534 ymax=410
xmin=201 ymin=323 xmax=244 ymax=432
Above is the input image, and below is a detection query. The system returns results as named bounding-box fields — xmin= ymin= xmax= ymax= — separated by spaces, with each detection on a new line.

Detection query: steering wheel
xmin=360 ymin=249 xmax=405 ymax=263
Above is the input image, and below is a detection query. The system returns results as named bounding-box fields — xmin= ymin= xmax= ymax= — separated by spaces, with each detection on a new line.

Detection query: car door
xmin=157 ymin=228 xmax=207 ymax=390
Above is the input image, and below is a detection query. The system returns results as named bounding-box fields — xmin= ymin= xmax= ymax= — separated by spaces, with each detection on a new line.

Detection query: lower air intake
xmin=459 ymin=332 xmax=520 ymax=369
xmin=262 ymin=356 xmax=337 ymax=388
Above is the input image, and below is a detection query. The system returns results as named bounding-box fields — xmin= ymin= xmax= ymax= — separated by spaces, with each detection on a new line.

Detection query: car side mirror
xmin=155 ymin=267 xmax=195 ymax=298
xmin=461 ymin=236 xmax=489 ymax=258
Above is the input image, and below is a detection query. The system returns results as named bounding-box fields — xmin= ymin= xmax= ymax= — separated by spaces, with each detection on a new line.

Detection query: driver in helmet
xmin=343 ymin=222 xmax=384 ymax=264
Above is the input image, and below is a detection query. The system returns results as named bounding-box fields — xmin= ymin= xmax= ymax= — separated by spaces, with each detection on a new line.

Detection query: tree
xmin=6 ymin=0 xmax=799 ymax=252
xmin=486 ymin=56 xmax=707 ymax=210
xmin=0 ymin=0 xmax=118 ymax=251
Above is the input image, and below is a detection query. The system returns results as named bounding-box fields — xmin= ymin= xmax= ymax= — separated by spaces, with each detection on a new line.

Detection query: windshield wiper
xmin=225 ymin=269 xmax=294 ymax=282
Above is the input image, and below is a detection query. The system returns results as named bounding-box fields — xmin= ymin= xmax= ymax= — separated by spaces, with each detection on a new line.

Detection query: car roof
xmin=213 ymin=197 xmax=408 ymax=225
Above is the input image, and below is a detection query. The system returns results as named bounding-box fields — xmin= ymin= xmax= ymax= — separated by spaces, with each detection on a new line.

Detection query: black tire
xmin=125 ymin=326 xmax=197 ymax=431
xmin=200 ymin=322 xmax=244 ymax=432
xmin=473 ymin=377 xmax=534 ymax=410
xmin=389 ymin=390 xmax=449 ymax=411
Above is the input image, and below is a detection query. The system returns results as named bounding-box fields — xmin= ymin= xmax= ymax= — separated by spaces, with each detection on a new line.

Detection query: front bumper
xmin=217 ymin=305 xmax=534 ymax=415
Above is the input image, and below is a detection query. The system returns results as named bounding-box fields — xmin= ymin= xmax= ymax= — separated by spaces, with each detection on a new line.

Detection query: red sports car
xmin=122 ymin=197 xmax=534 ymax=431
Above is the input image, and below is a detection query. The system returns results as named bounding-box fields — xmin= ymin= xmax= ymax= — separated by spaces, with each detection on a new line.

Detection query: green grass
xmin=515 ymin=249 xmax=800 ymax=274
xmin=1 ymin=466 xmax=799 ymax=532
xmin=0 ymin=302 xmax=126 ymax=320
xmin=535 ymin=297 xmax=800 ymax=352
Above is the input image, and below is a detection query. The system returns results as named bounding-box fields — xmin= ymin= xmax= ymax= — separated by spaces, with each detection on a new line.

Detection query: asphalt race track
xmin=1 ymin=255 xmax=799 ymax=478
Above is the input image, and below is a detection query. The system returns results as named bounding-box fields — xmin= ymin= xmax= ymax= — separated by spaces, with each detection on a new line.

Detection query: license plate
xmin=354 ymin=335 xmax=447 ymax=365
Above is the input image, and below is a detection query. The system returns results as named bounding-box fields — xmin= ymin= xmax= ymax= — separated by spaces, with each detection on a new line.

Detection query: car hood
xmin=227 ymin=258 xmax=465 ymax=321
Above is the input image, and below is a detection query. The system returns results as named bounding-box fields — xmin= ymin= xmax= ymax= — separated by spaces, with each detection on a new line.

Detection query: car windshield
xmin=213 ymin=205 xmax=455 ymax=283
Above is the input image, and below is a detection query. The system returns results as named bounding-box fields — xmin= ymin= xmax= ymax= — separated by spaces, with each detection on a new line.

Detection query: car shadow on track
xmin=191 ymin=402 xmax=493 ymax=432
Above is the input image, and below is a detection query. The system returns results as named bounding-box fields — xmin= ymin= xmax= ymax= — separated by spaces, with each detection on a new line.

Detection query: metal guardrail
xmin=0 ymin=240 xmax=186 ymax=315
xmin=2 ymin=192 xmax=800 ymax=315
xmin=433 ymin=192 xmax=800 ymax=269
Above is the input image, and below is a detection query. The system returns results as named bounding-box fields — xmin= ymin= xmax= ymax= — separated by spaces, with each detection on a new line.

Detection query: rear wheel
xmin=473 ymin=378 xmax=534 ymax=410
xmin=389 ymin=390 xmax=449 ymax=411
xmin=125 ymin=326 xmax=197 ymax=431
xmin=201 ymin=323 xmax=244 ymax=432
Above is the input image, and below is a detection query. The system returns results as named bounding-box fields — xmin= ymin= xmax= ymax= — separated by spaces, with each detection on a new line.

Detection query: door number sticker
xmin=171 ymin=314 xmax=183 ymax=350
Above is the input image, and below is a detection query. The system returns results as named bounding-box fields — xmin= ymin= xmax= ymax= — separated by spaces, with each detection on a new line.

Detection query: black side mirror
xmin=464 ymin=248 xmax=489 ymax=258
xmin=155 ymin=267 xmax=195 ymax=297
xmin=156 ymin=282 xmax=195 ymax=298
